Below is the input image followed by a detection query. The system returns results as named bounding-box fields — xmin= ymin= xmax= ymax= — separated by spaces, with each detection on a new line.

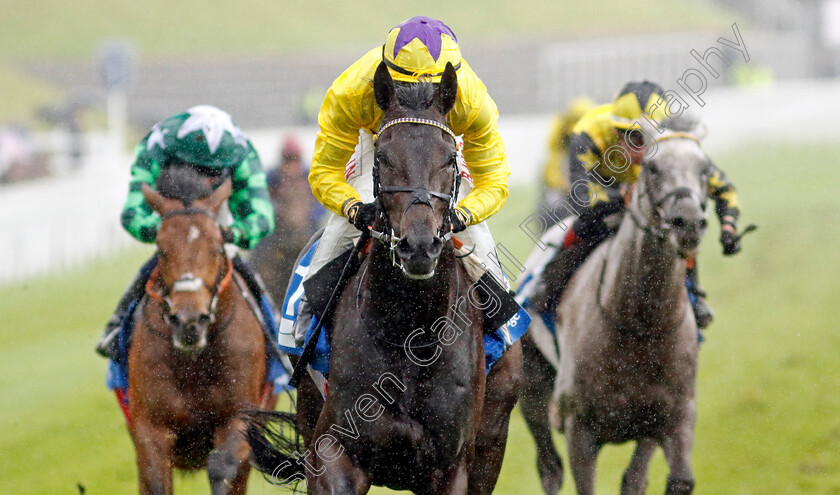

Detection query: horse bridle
xmin=146 ymin=207 xmax=233 ymax=327
xmin=628 ymin=134 xmax=708 ymax=240
xmin=370 ymin=117 xmax=462 ymax=265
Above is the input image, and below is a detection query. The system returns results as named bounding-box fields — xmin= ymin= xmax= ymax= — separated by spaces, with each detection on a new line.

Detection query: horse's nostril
xmin=671 ymin=217 xmax=685 ymax=228
xmin=699 ymin=218 xmax=708 ymax=229
xmin=395 ymin=238 xmax=412 ymax=257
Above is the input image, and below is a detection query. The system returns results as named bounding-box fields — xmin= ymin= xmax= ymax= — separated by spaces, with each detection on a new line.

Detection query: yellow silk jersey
xmin=309 ymin=47 xmax=510 ymax=225
xmin=569 ymin=103 xmax=741 ymax=222
xmin=541 ymin=115 xmax=571 ymax=192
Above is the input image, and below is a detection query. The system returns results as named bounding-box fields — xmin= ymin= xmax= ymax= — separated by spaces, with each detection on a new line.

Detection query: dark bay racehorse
xmin=128 ymin=170 xmax=269 ymax=495
xmin=246 ymin=61 xmax=521 ymax=494
xmin=520 ymin=118 xmax=710 ymax=495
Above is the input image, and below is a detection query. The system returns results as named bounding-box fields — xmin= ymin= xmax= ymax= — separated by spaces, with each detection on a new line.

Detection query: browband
xmin=375 ymin=117 xmax=458 ymax=144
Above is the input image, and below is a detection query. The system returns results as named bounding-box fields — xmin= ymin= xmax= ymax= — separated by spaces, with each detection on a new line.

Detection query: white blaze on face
xmin=188 ymin=225 xmax=200 ymax=243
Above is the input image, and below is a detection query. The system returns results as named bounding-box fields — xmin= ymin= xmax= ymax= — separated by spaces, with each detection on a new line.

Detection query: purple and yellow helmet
xmin=382 ymin=16 xmax=462 ymax=83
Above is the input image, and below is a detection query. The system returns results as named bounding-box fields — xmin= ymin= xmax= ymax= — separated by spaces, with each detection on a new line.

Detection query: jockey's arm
xmin=705 ymin=163 xmax=740 ymax=228
xmin=121 ymin=142 xmax=163 ymax=243
xmin=567 ymin=132 xmax=624 ymax=208
xmin=227 ymin=144 xmax=276 ymax=249
xmin=308 ymin=72 xmax=371 ymax=218
xmin=450 ymin=76 xmax=510 ymax=225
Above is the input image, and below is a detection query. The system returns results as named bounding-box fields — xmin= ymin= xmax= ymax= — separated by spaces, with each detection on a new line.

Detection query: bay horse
xmin=128 ymin=169 xmax=269 ymax=495
xmin=520 ymin=117 xmax=710 ymax=495
xmin=245 ymin=61 xmax=521 ymax=494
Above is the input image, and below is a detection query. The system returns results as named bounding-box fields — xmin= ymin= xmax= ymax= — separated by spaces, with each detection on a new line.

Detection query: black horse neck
xmin=361 ymin=241 xmax=460 ymax=341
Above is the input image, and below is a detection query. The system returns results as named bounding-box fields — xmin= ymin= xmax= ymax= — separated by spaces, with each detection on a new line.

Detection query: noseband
xmin=146 ymin=207 xmax=233 ymax=326
xmin=370 ymin=117 xmax=462 ymax=261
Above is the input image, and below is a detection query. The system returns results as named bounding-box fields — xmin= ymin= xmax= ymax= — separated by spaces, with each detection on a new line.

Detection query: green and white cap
xmin=147 ymin=105 xmax=250 ymax=169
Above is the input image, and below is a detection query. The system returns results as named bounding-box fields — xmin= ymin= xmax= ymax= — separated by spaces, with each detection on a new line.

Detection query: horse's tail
xmin=242 ymin=409 xmax=306 ymax=487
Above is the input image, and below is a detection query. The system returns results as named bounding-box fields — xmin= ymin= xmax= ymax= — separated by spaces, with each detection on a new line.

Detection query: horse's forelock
xmin=394 ymin=81 xmax=437 ymax=111
xmin=156 ymin=168 xmax=213 ymax=207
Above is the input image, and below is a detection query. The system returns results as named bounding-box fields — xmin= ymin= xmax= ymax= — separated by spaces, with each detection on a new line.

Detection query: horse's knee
xmin=207 ymin=448 xmax=242 ymax=489
xmin=665 ymin=476 xmax=695 ymax=495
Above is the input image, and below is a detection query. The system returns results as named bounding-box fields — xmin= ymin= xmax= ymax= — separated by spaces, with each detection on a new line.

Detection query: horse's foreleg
xmin=566 ymin=416 xmax=600 ymax=495
xmin=519 ymin=336 xmax=564 ymax=495
xmin=423 ymin=456 xmax=470 ymax=495
xmin=661 ymin=411 xmax=696 ymax=495
xmin=621 ymin=438 xmax=657 ymax=495
xmin=208 ymin=417 xmax=252 ymax=495
xmin=469 ymin=341 xmax=522 ymax=495
xmin=305 ymin=436 xmax=371 ymax=495
xmin=132 ymin=416 xmax=175 ymax=495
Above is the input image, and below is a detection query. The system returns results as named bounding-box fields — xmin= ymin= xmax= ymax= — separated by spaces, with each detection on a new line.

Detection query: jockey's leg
xmin=95 ymin=255 xmax=158 ymax=359
xmin=231 ymin=252 xmax=280 ymax=331
xmin=293 ymin=130 xmax=374 ymax=346
xmin=231 ymin=251 xmax=293 ymax=393
xmin=455 ymin=220 xmax=508 ymax=289
xmin=685 ymin=258 xmax=713 ymax=329
xmin=529 ymin=200 xmax=623 ymax=317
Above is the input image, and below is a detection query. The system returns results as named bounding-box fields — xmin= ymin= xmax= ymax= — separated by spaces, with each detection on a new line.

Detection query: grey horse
xmin=521 ymin=116 xmax=711 ymax=495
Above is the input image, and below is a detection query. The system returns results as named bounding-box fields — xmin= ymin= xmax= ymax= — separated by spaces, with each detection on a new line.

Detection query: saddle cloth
xmin=278 ymin=239 xmax=531 ymax=377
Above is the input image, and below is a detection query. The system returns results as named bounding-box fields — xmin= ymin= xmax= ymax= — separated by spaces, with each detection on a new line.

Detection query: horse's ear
xmin=432 ymin=62 xmax=458 ymax=115
xmin=142 ymin=183 xmax=169 ymax=214
xmin=205 ymin=178 xmax=232 ymax=213
xmin=374 ymin=61 xmax=398 ymax=111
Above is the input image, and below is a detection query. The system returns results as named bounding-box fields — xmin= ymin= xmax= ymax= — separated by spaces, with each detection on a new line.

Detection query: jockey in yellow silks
xmin=532 ymin=81 xmax=743 ymax=329
xmin=292 ymin=16 xmax=511 ymax=343
xmin=537 ymin=97 xmax=595 ymax=226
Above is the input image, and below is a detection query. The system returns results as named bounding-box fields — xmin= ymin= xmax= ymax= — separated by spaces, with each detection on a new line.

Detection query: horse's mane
xmin=394 ymin=81 xmax=437 ymax=111
xmin=156 ymin=167 xmax=213 ymax=206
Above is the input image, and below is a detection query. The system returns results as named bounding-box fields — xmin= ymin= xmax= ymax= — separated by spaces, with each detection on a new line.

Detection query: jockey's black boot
xmin=530 ymin=240 xmax=598 ymax=318
xmin=95 ymin=256 xmax=158 ymax=359
xmin=686 ymin=262 xmax=713 ymax=329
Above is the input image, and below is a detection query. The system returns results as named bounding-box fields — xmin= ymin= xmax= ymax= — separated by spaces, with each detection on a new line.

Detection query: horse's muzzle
xmin=668 ymin=216 xmax=707 ymax=257
xmin=169 ymin=311 xmax=211 ymax=352
xmin=395 ymin=233 xmax=443 ymax=279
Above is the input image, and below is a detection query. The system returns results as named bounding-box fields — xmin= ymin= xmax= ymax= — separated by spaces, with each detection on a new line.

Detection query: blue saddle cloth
xmin=106 ymin=288 xmax=290 ymax=394
xmin=277 ymin=240 xmax=531 ymax=376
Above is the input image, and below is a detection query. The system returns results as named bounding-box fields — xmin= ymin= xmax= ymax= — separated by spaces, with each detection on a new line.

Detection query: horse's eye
xmin=646 ymin=162 xmax=660 ymax=175
xmin=377 ymin=153 xmax=389 ymax=168
xmin=448 ymin=154 xmax=458 ymax=168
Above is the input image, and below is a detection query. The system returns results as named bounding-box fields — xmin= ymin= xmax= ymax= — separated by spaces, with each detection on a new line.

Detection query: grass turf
xmin=1 ymin=140 xmax=838 ymax=493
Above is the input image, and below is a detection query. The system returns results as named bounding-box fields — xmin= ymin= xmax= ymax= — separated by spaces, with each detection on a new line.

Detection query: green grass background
xmin=1 ymin=140 xmax=838 ymax=494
